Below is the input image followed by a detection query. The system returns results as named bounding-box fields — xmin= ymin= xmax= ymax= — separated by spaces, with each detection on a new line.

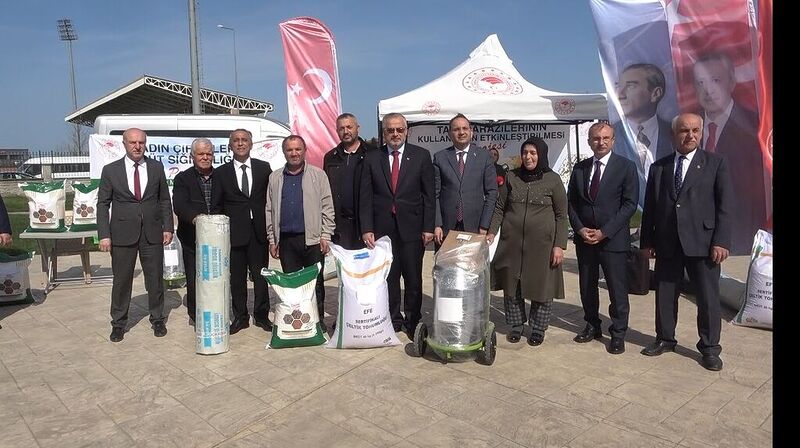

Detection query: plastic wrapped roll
xmin=195 ymin=214 xmax=231 ymax=355
xmin=432 ymin=231 xmax=490 ymax=348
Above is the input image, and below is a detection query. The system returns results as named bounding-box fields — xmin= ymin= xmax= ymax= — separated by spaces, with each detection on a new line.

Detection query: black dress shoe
xmin=229 ymin=317 xmax=250 ymax=335
xmin=574 ymin=325 xmax=602 ymax=343
xmin=700 ymin=354 xmax=723 ymax=371
xmin=527 ymin=332 xmax=544 ymax=346
xmin=506 ymin=325 xmax=523 ymax=343
xmin=392 ymin=322 xmax=403 ymax=332
xmin=253 ymin=318 xmax=273 ymax=331
xmin=607 ymin=337 xmax=625 ymax=354
xmin=109 ymin=327 xmax=124 ymax=342
xmin=641 ymin=339 xmax=677 ymax=356
xmin=153 ymin=322 xmax=168 ymax=338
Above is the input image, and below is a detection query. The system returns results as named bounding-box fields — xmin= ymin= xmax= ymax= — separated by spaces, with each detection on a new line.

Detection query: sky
xmin=0 ymin=0 xmax=606 ymax=153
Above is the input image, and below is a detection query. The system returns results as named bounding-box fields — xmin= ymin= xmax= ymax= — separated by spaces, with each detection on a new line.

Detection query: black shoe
xmin=700 ymin=354 xmax=723 ymax=371
xmin=574 ymin=325 xmax=602 ymax=343
xmin=506 ymin=325 xmax=523 ymax=343
xmin=527 ymin=333 xmax=544 ymax=346
xmin=607 ymin=337 xmax=625 ymax=354
xmin=230 ymin=317 xmax=250 ymax=335
xmin=253 ymin=318 xmax=273 ymax=331
xmin=188 ymin=316 xmax=195 ymax=327
xmin=109 ymin=327 xmax=124 ymax=342
xmin=153 ymin=322 xmax=167 ymax=338
xmin=641 ymin=339 xmax=677 ymax=356
xmin=392 ymin=322 xmax=403 ymax=332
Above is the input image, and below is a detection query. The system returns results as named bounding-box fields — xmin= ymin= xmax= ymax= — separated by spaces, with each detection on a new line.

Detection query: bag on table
xmin=262 ymin=263 xmax=326 ymax=349
xmin=70 ymin=179 xmax=100 ymax=231
xmin=327 ymin=236 xmax=401 ymax=349
xmin=20 ymin=180 xmax=67 ymax=232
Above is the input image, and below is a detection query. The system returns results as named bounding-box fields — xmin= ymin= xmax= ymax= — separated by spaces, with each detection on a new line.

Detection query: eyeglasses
xmin=384 ymin=127 xmax=406 ymax=134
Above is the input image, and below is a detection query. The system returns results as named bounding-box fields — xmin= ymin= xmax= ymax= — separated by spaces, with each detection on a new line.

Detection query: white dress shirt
xmin=125 ymin=156 xmax=148 ymax=197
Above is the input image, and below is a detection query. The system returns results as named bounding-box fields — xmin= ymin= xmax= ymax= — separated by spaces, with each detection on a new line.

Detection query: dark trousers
xmin=385 ymin=218 xmax=425 ymax=329
xmin=180 ymin=238 xmax=197 ymax=320
xmin=110 ymin=236 xmax=164 ymax=329
xmin=278 ymin=233 xmax=325 ymax=317
xmin=575 ymin=243 xmax=630 ymax=339
xmin=654 ymin=253 xmax=722 ymax=356
xmin=332 ymin=215 xmax=365 ymax=250
xmin=230 ymin=224 xmax=270 ymax=322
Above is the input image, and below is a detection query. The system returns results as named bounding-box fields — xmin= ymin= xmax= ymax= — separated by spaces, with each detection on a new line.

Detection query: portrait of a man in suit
xmin=613 ymin=63 xmax=674 ymax=207
xmin=692 ymin=52 xmax=766 ymax=255
xmin=432 ymin=113 xmax=497 ymax=245
xmin=97 ymin=128 xmax=174 ymax=343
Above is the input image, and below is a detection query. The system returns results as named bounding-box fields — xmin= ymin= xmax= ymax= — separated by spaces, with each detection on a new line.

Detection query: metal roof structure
xmin=65 ymin=75 xmax=275 ymax=126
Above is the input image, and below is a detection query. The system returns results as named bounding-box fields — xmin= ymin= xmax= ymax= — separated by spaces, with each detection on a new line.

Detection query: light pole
xmin=57 ymin=18 xmax=82 ymax=154
xmin=217 ymin=24 xmax=240 ymax=112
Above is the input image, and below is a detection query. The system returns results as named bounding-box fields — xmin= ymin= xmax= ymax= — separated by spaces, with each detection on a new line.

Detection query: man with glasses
xmin=360 ymin=113 xmax=435 ymax=339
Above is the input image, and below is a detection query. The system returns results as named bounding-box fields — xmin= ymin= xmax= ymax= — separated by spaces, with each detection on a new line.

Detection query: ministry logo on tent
xmin=462 ymin=67 xmax=522 ymax=95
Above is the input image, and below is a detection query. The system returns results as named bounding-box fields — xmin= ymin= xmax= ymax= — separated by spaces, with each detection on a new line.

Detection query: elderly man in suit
xmin=97 ymin=128 xmax=174 ymax=342
xmin=693 ymin=52 xmax=766 ymax=255
xmin=568 ymin=122 xmax=638 ymax=354
xmin=433 ymin=113 xmax=497 ymax=245
xmin=212 ymin=129 xmax=273 ymax=335
xmin=171 ymin=138 xmax=221 ymax=325
xmin=0 ymin=194 xmax=10 ymax=329
xmin=360 ymin=112 xmax=435 ymax=338
xmin=613 ymin=63 xmax=673 ymax=207
xmin=640 ymin=113 xmax=734 ymax=371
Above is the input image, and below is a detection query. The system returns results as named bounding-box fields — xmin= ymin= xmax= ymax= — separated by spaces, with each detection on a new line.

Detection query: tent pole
xmin=574 ymin=123 xmax=581 ymax=163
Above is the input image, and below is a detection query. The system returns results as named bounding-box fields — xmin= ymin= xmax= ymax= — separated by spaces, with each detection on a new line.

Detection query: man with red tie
xmin=360 ymin=113 xmax=435 ymax=338
xmin=97 ymin=128 xmax=174 ymax=342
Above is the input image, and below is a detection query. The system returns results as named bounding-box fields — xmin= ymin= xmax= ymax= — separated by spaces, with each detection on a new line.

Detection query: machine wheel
xmin=411 ymin=322 xmax=428 ymax=357
xmin=476 ymin=329 xmax=497 ymax=365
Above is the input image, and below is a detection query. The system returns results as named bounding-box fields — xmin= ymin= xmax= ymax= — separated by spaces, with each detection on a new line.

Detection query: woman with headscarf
xmin=487 ymin=136 xmax=568 ymax=346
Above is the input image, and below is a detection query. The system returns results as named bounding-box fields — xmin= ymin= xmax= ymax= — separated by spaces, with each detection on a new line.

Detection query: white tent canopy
xmin=378 ymin=34 xmax=608 ymax=123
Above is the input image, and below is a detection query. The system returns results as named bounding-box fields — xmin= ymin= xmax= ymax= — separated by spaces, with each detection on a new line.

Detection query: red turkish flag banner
xmin=279 ymin=17 xmax=342 ymax=167
xmin=756 ymin=0 xmax=772 ymax=177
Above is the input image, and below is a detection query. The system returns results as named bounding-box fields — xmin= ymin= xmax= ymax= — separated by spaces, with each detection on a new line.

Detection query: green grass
xmin=8 ymin=214 xmax=37 ymax=253
xmin=630 ymin=209 xmax=642 ymax=228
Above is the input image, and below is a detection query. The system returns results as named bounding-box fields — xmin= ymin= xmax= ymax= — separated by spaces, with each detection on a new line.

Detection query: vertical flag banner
xmin=756 ymin=0 xmax=772 ymax=227
xmin=665 ymin=0 xmax=766 ymax=255
xmin=279 ymin=17 xmax=342 ymax=167
xmin=589 ymin=0 xmax=679 ymax=208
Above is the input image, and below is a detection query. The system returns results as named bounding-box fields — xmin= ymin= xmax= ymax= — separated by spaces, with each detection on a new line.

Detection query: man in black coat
xmin=0 ymin=193 xmax=11 ymax=330
xmin=323 ymin=113 xmax=371 ymax=250
xmin=212 ymin=129 xmax=273 ymax=334
xmin=360 ymin=113 xmax=435 ymax=338
xmin=640 ymin=113 xmax=734 ymax=371
xmin=171 ymin=138 xmax=221 ymax=325
xmin=568 ymin=122 xmax=638 ymax=354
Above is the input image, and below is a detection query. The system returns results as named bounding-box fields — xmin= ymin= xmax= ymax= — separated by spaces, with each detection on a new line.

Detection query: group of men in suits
xmin=568 ymin=113 xmax=733 ymax=371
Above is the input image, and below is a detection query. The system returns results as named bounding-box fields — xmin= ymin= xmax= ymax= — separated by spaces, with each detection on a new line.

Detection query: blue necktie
xmin=674 ymin=155 xmax=686 ymax=193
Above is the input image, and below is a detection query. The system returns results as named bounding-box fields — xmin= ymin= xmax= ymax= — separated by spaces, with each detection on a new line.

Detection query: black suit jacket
xmin=97 ymin=156 xmax=174 ymax=245
xmin=172 ymin=167 xmax=222 ymax=247
xmin=641 ymin=150 xmax=734 ymax=258
xmin=567 ymin=153 xmax=639 ymax=253
xmin=712 ymin=102 xmax=767 ymax=254
xmin=212 ymin=158 xmax=271 ymax=247
xmin=0 ymin=195 xmax=10 ymax=234
xmin=613 ymin=118 xmax=673 ymax=208
xmin=433 ymin=144 xmax=498 ymax=232
xmin=360 ymin=143 xmax=435 ymax=243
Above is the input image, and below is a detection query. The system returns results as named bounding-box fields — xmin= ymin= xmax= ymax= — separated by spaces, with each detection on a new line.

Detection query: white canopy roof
xmin=378 ymin=34 xmax=608 ymax=123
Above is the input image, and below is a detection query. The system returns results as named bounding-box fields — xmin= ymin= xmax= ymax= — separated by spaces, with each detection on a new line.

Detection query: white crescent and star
xmin=288 ymin=67 xmax=334 ymax=105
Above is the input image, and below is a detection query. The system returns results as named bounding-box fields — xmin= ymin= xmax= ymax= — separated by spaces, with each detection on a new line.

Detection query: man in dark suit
xmin=433 ymin=113 xmax=497 ymax=245
xmin=0 ymin=194 xmax=10 ymax=329
xmin=612 ymin=63 xmax=673 ymax=207
xmin=97 ymin=128 xmax=174 ymax=342
xmin=212 ymin=129 xmax=272 ymax=334
xmin=323 ymin=113 xmax=371 ymax=250
xmin=640 ymin=113 xmax=734 ymax=371
xmin=568 ymin=122 xmax=638 ymax=354
xmin=693 ymin=52 xmax=766 ymax=255
xmin=360 ymin=112 xmax=435 ymax=338
xmin=171 ymin=138 xmax=221 ymax=325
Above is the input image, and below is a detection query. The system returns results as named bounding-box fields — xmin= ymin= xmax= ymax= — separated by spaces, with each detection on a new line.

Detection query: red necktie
xmin=456 ymin=151 xmax=465 ymax=222
xmin=391 ymin=150 xmax=400 ymax=213
xmin=589 ymin=160 xmax=601 ymax=201
xmin=705 ymin=122 xmax=718 ymax=152
xmin=133 ymin=162 xmax=142 ymax=201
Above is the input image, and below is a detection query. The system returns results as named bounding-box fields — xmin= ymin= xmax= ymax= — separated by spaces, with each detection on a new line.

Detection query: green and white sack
xmin=733 ymin=230 xmax=773 ymax=330
xmin=0 ymin=249 xmax=34 ymax=303
xmin=261 ymin=263 xmax=326 ymax=349
xmin=70 ymin=179 xmax=100 ymax=231
xmin=20 ymin=180 xmax=67 ymax=232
